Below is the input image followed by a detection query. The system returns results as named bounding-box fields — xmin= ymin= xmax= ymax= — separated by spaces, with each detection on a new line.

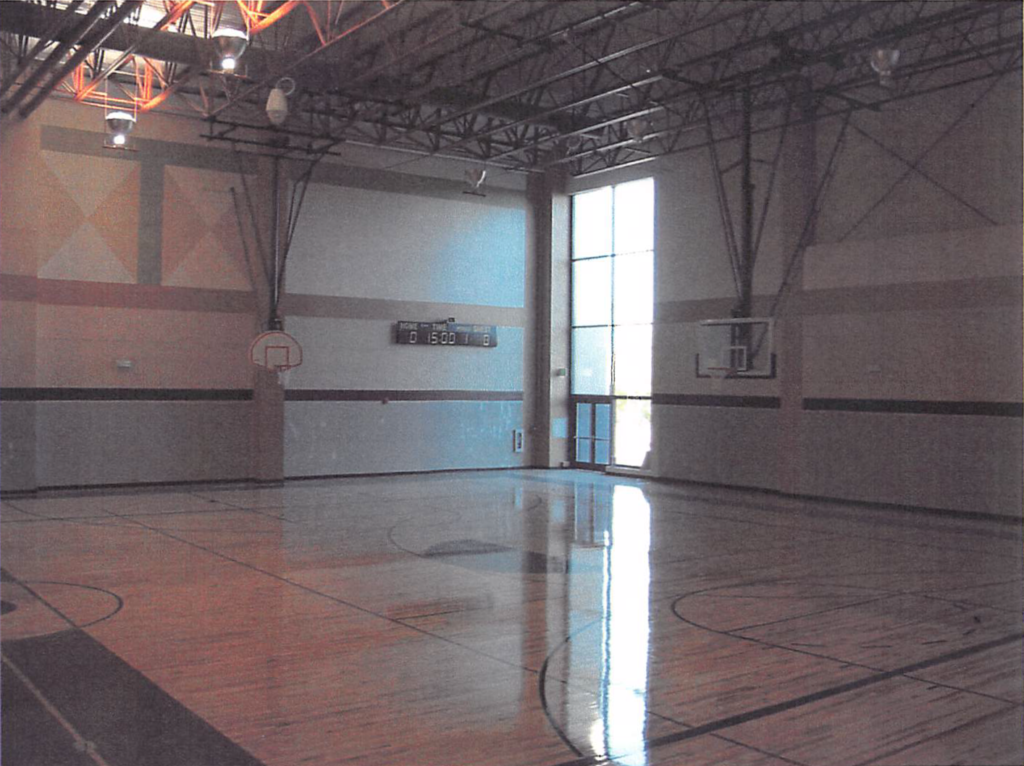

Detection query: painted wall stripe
xmin=803 ymin=398 xmax=1024 ymax=417
xmin=286 ymin=389 xmax=523 ymax=402
xmin=0 ymin=388 xmax=253 ymax=402
xmin=0 ymin=276 xmax=256 ymax=313
xmin=281 ymin=293 xmax=527 ymax=326
xmin=655 ymin=276 xmax=1022 ymax=324
xmin=137 ymin=161 xmax=165 ymax=285
xmin=652 ymin=394 xmax=781 ymax=409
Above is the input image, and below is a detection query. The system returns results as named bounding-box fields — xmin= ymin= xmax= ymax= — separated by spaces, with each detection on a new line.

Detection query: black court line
xmin=536 ymin=618 xmax=812 ymax=766
xmin=509 ymin=468 xmax=1024 ymax=529
xmin=672 ymin=581 xmax=1023 ymax=706
xmin=847 ymin=705 xmax=1022 ymax=766
xmin=100 ymin=509 xmax=561 ymax=678
xmin=541 ymin=576 xmax=1020 ymax=763
xmin=0 ymin=577 xmax=124 ymax=634
xmin=545 ymin=632 xmax=1024 ymax=766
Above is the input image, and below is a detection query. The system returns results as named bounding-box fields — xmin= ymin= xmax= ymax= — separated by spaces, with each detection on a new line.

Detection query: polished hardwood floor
xmin=1 ymin=470 xmax=1021 ymax=766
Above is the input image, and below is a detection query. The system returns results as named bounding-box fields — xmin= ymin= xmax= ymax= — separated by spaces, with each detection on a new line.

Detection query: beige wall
xmin=645 ymin=75 xmax=1022 ymax=516
xmin=1 ymin=99 xmax=262 ymax=490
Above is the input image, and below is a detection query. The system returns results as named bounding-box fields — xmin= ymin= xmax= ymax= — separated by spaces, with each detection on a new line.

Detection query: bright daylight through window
xmin=571 ymin=178 xmax=654 ymax=469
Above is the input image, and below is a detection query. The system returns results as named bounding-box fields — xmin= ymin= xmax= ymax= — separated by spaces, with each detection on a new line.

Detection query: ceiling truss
xmin=0 ymin=0 xmax=1019 ymax=176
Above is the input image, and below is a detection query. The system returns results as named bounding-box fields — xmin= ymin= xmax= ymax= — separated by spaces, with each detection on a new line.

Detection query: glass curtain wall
xmin=571 ymin=179 xmax=654 ymax=468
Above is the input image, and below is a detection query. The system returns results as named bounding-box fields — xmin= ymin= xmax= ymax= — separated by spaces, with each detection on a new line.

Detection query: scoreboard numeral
xmin=408 ymin=330 xmax=418 ymax=344
xmin=483 ymin=334 xmax=490 ymax=346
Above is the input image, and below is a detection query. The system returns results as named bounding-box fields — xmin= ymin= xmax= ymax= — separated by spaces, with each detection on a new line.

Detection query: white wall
xmin=282 ymin=173 xmax=532 ymax=477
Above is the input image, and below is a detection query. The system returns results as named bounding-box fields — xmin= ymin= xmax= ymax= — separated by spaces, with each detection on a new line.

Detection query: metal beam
xmin=0 ymin=0 xmax=85 ymax=100
xmin=18 ymin=1 xmax=143 ymax=118
xmin=1 ymin=0 xmax=113 ymax=114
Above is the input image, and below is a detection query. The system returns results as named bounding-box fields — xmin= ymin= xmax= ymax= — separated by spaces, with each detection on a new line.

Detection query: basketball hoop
xmin=249 ymin=330 xmax=302 ymax=386
xmin=705 ymin=367 xmax=738 ymax=379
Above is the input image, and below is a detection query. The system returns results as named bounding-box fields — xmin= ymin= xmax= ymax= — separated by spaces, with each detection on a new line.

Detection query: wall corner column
xmin=527 ymin=170 xmax=571 ymax=468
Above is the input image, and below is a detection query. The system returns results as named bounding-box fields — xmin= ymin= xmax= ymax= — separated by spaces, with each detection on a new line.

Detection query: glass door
xmin=570 ymin=179 xmax=654 ymax=469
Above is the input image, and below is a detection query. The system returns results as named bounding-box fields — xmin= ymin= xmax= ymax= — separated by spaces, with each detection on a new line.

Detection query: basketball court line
xmin=846 ymin=705 xmax=1022 ymax=766
xmin=672 ymin=582 xmax=1023 ymax=706
xmin=97 ymin=507 xmax=565 ymax=676
xmin=88 ymin=501 xmax=812 ymax=765
xmin=544 ymin=632 xmax=1024 ymax=766
xmin=2 ymin=497 xmax=290 ymax=531
xmin=1 ymin=653 xmax=112 ymax=766
xmin=4 ymin=477 xmax=1019 ymax=765
xmin=537 ymin=616 xmax=811 ymax=766
xmin=508 ymin=470 xmax=1022 ymax=535
xmin=649 ymin=500 xmax=1024 ymax=560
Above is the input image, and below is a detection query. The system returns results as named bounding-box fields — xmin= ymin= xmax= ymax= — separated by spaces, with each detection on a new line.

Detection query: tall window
xmin=571 ymin=178 xmax=654 ymax=468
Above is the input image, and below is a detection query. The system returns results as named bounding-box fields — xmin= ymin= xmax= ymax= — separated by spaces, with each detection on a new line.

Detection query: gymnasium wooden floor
xmin=1 ymin=470 xmax=1021 ymax=766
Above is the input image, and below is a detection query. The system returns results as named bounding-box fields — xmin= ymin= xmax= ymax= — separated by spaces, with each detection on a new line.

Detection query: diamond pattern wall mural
xmin=162 ymin=166 xmax=251 ymax=292
xmin=37 ymin=150 xmax=139 ymax=283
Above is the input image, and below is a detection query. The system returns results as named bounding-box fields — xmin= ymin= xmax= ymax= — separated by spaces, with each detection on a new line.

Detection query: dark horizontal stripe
xmin=280 ymin=293 xmax=526 ymax=326
xmin=652 ymin=394 xmax=781 ymax=409
xmin=571 ymin=395 xmax=651 ymax=404
xmin=655 ymin=276 xmax=1021 ymax=323
xmin=0 ymin=275 xmax=256 ymax=314
xmin=41 ymin=125 xmax=260 ymax=174
xmin=310 ymin=159 xmax=528 ymax=208
xmin=804 ymin=398 xmax=1023 ymax=417
xmin=1 ymin=388 xmax=253 ymax=402
xmin=286 ymin=389 xmax=522 ymax=402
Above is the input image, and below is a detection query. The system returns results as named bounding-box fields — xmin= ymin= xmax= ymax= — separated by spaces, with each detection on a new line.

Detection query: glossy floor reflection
xmin=1 ymin=470 xmax=1021 ymax=766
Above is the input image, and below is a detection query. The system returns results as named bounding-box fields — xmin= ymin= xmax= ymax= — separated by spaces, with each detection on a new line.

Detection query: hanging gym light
xmin=105 ymin=110 xmax=136 ymax=146
xmin=212 ymin=27 xmax=249 ymax=71
xmin=869 ymin=47 xmax=900 ymax=88
xmin=266 ymin=77 xmax=296 ymax=126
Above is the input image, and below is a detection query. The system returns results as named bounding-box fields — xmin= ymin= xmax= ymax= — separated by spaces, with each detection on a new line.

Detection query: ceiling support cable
xmin=18 ymin=0 xmax=143 ymax=118
xmin=0 ymin=0 xmax=85 ymax=100
xmin=838 ymin=69 xmax=1010 ymax=241
xmin=233 ymin=149 xmax=275 ymax=293
xmin=1 ymin=0 xmax=113 ymax=115
xmin=274 ymin=141 xmax=339 ymax=321
xmin=849 ymin=122 xmax=999 ymax=227
xmin=767 ymin=109 xmax=852 ymax=321
xmin=750 ymin=101 xmax=792 ymax=278
xmin=737 ymin=87 xmax=755 ymax=318
xmin=229 ymin=186 xmax=262 ymax=298
xmin=702 ymin=97 xmax=743 ymax=302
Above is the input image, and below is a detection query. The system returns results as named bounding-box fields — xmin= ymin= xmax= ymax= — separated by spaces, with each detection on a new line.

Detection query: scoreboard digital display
xmin=395 ymin=321 xmax=497 ymax=348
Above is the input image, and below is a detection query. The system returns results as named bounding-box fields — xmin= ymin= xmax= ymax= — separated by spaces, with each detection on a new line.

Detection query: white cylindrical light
xmin=266 ymin=87 xmax=288 ymax=126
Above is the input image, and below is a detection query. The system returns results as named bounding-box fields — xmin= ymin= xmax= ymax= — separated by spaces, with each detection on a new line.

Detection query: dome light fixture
xmin=212 ymin=27 xmax=249 ymax=71
xmin=869 ymin=47 xmax=900 ymax=88
xmin=105 ymin=110 xmax=136 ymax=148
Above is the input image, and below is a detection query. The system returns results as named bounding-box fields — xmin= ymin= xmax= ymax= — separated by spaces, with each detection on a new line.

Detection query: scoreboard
xmin=395 ymin=321 xmax=497 ymax=348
